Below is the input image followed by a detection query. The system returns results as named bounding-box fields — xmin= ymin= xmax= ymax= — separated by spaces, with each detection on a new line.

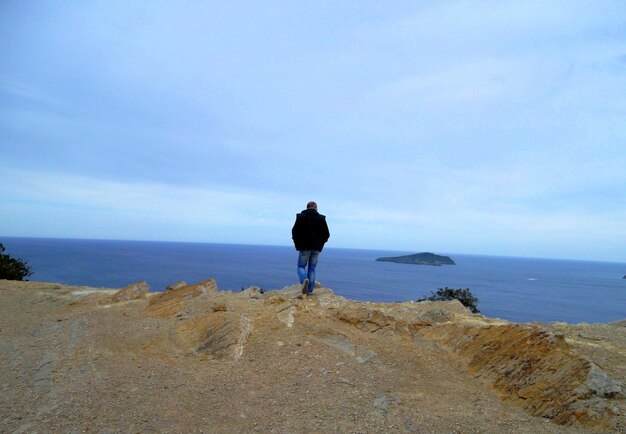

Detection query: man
xmin=291 ymin=201 xmax=330 ymax=295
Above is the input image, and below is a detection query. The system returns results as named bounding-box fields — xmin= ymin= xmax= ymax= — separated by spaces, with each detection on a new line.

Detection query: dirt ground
xmin=1 ymin=279 xmax=624 ymax=433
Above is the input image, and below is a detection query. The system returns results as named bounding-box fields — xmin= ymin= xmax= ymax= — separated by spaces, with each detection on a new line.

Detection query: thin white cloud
xmin=379 ymin=55 xmax=565 ymax=106
xmin=391 ymin=0 xmax=622 ymax=46
xmin=0 ymin=168 xmax=286 ymax=226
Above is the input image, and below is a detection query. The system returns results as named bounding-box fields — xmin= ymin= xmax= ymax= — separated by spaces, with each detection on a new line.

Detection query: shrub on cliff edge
xmin=417 ymin=287 xmax=480 ymax=313
xmin=0 ymin=243 xmax=32 ymax=281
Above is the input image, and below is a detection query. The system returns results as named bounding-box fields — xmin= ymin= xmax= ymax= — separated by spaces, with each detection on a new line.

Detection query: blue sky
xmin=1 ymin=1 xmax=625 ymax=262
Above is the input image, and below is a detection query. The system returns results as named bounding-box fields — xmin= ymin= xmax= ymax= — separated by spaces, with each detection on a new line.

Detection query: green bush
xmin=417 ymin=287 xmax=480 ymax=313
xmin=0 ymin=243 xmax=32 ymax=281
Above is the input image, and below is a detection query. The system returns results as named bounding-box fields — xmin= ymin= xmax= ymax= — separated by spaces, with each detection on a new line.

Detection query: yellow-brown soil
xmin=1 ymin=279 xmax=624 ymax=433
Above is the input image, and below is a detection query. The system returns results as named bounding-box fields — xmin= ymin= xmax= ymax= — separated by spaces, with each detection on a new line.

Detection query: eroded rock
xmin=165 ymin=281 xmax=187 ymax=291
xmin=109 ymin=281 xmax=149 ymax=303
xmin=7 ymin=278 xmax=622 ymax=431
xmin=145 ymin=278 xmax=218 ymax=317
xmin=416 ymin=323 xmax=624 ymax=428
xmin=176 ymin=311 xmax=253 ymax=360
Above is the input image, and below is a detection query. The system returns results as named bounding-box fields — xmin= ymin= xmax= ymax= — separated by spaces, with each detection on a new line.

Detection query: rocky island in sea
xmin=376 ymin=252 xmax=456 ymax=266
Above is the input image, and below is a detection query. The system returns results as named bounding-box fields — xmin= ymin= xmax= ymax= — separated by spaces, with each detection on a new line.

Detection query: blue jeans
xmin=297 ymin=250 xmax=319 ymax=293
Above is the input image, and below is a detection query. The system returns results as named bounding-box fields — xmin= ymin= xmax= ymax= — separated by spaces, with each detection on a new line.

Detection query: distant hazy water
xmin=4 ymin=237 xmax=625 ymax=324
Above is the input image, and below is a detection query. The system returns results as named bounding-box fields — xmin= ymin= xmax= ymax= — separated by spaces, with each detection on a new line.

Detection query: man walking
xmin=291 ymin=201 xmax=330 ymax=295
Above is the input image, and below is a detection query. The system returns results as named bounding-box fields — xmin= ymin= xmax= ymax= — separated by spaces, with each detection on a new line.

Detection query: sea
xmin=3 ymin=237 xmax=625 ymax=325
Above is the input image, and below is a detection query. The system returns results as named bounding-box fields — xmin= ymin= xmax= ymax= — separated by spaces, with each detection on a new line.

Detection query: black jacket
xmin=291 ymin=208 xmax=330 ymax=252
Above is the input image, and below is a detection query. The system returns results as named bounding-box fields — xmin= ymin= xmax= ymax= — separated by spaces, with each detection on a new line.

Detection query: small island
xmin=376 ymin=252 xmax=456 ymax=266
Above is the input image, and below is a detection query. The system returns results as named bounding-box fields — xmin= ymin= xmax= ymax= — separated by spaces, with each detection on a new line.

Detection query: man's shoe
xmin=301 ymin=279 xmax=309 ymax=295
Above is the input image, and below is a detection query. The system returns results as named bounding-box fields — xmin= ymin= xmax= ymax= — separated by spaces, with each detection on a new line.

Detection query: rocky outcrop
xmin=416 ymin=323 xmax=624 ymax=427
xmin=137 ymin=279 xmax=626 ymax=429
xmin=176 ymin=312 xmax=252 ymax=360
xmin=1 ymin=279 xmax=624 ymax=432
xmin=165 ymin=281 xmax=187 ymax=291
xmin=145 ymin=278 xmax=218 ymax=318
xmin=322 ymin=296 xmax=625 ymax=428
xmin=109 ymin=281 xmax=149 ymax=303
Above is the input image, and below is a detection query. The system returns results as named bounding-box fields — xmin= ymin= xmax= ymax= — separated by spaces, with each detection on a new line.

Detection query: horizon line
xmin=2 ymin=234 xmax=625 ymax=265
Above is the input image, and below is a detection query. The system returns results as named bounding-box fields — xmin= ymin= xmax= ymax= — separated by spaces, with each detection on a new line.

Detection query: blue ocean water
xmin=3 ymin=237 xmax=625 ymax=324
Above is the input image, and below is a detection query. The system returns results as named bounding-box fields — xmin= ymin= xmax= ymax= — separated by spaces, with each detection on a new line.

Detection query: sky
xmin=1 ymin=1 xmax=625 ymax=262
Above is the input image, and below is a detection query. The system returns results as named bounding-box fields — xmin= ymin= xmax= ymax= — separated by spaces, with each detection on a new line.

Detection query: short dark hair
xmin=306 ymin=201 xmax=317 ymax=209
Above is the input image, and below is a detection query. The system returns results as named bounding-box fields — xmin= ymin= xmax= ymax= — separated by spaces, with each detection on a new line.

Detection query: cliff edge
xmin=1 ymin=279 xmax=624 ymax=433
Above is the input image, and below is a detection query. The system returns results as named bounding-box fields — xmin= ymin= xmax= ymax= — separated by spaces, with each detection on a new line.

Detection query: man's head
xmin=306 ymin=201 xmax=317 ymax=210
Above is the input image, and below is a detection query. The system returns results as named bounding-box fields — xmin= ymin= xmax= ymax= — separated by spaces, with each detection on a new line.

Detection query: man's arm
xmin=292 ymin=214 xmax=303 ymax=250
xmin=322 ymin=217 xmax=330 ymax=243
